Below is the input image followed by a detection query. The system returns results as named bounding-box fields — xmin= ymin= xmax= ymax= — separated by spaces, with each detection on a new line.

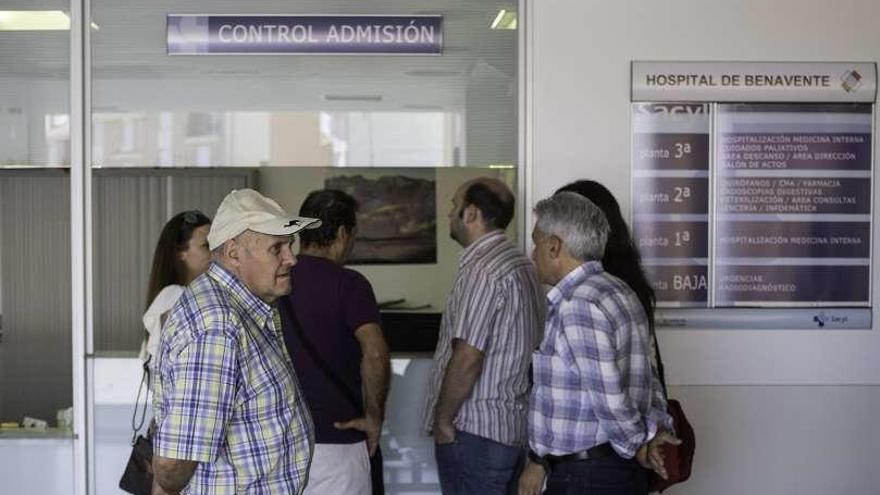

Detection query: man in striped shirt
xmin=424 ymin=178 xmax=544 ymax=495
xmin=151 ymin=189 xmax=320 ymax=494
xmin=519 ymin=192 xmax=676 ymax=495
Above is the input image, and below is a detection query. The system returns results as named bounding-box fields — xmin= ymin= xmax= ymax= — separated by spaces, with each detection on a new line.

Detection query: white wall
xmin=528 ymin=0 xmax=879 ymax=493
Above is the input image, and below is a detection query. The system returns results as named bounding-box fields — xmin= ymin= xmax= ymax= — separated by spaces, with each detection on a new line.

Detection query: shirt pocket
xmin=532 ymin=349 xmax=579 ymax=391
xmin=236 ymin=351 xmax=290 ymax=407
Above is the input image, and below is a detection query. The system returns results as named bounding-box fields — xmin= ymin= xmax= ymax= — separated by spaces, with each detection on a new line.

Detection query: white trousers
xmin=303 ymin=441 xmax=372 ymax=495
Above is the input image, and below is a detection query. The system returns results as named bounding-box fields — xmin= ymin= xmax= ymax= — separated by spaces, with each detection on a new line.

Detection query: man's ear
xmin=462 ymin=204 xmax=479 ymax=224
xmin=223 ymin=238 xmax=243 ymax=267
xmin=547 ymin=235 xmax=562 ymax=259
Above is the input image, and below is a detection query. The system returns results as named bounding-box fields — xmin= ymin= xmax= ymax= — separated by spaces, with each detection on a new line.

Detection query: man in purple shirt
xmin=277 ymin=189 xmax=390 ymax=495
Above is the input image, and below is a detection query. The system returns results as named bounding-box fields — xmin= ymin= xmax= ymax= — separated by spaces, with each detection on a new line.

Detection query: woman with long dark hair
xmin=123 ymin=210 xmax=211 ymax=495
xmin=139 ymin=210 xmax=212 ymax=365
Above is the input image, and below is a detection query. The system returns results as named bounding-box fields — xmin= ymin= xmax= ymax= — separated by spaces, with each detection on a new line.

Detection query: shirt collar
xmin=459 ymin=230 xmax=507 ymax=268
xmin=207 ymin=261 xmax=273 ymax=328
xmin=546 ymin=260 xmax=603 ymax=306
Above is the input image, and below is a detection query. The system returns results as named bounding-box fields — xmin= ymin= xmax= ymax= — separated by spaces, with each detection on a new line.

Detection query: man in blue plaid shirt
xmin=519 ymin=192 xmax=679 ymax=495
xmin=151 ymin=189 xmax=321 ymax=494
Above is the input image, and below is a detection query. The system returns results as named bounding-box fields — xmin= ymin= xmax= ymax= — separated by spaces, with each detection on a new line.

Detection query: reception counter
xmin=0 ymin=311 xmax=446 ymax=494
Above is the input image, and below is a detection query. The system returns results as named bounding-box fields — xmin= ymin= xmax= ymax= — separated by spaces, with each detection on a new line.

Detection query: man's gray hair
xmin=533 ymin=191 xmax=609 ymax=261
xmin=211 ymin=231 xmax=254 ymax=258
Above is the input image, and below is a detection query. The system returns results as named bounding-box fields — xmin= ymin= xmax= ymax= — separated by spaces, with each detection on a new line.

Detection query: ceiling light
xmin=404 ymin=70 xmax=461 ymax=77
xmin=0 ymin=11 xmax=69 ymax=31
xmin=400 ymin=104 xmax=444 ymax=110
xmin=323 ymin=95 xmax=383 ymax=102
xmin=0 ymin=11 xmax=100 ymax=31
xmin=490 ymin=9 xmax=517 ymax=30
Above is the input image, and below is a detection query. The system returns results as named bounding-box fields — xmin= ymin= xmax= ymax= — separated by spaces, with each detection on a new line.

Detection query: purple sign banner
xmin=167 ymin=15 xmax=443 ymax=55
xmin=720 ymin=133 xmax=871 ymax=171
xmin=633 ymin=177 xmax=709 ymax=215
xmin=635 ymin=221 xmax=709 ymax=259
xmin=717 ymin=177 xmax=871 ymax=215
xmin=717 ymin=221 xmax=870 ymax=259
xmin=644 ymin=265 xmax=709 ymax=307
xmin=633 ymin=133 xmax=709 ymax=170
xmin=715 ymin=265 xmax=869 ymax=305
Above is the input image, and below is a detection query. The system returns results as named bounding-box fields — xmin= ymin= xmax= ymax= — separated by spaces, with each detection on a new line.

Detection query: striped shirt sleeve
xmin=451 ymin=271 xmax=500 ymax=352
xmin=560 ymin=301 xmax=648 ymax=458
xmin=153 ymin=331 xmax=238 ymax=462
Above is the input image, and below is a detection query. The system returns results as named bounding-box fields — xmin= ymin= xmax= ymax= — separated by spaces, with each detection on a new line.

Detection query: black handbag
xmin=119 ymin=364 xmax=154 ymax=495
xmin=285 ymin=303 xmax=386 ymax=495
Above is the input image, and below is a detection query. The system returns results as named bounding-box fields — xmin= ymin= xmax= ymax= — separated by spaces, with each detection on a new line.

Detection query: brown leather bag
xmin=650 ymin=398 xmax=695 ymax=492
xmin=649 ymin=334 xmax=695 ymax=492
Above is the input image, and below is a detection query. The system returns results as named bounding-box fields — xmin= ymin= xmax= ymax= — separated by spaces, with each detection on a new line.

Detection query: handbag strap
xmin=130 ymin=362 xmax=150 ymax=445
xmin=282 ymin=299 xmax=363 ymax=414
xmin=651 ymin=329 xmax=670 ymax=400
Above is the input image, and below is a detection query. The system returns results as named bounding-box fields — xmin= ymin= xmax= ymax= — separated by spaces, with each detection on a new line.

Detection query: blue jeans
xmin=544 ymin=453 xmax=649 ymax=495
xmin=434 ymin=430 xmax=523 ymax=495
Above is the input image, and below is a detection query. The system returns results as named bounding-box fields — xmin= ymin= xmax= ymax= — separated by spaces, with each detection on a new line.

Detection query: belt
xmin=543 ymin=443 xmax=615 ymax=465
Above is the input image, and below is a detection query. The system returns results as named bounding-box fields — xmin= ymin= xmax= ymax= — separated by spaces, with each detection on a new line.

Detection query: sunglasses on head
xmin=183 ymin=210 xmax=207 ymax=224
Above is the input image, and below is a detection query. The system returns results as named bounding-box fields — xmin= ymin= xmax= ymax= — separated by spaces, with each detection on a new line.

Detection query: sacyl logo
xmin=840 ymin=70 xmax=862 ymax=93
xmin=812 ymin=311 xmax=850 ymax=328
xmin=633 ymin=103 xmax=709 ymax=116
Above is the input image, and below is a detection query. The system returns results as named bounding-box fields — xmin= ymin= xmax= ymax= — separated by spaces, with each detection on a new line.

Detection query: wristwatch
xmin=527 ymin=449 xmax=550 ymax=473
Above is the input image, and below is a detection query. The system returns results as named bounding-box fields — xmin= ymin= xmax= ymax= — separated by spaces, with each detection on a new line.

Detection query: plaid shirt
xmin=529 ymin=261 xmax=672 ymax=459
xmin=152 ymin=262 xmax=314 ymax=494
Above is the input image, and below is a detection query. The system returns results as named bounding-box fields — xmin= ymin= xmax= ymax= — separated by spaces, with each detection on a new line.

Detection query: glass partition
xmin=0 ymin=4 xmax=70 ymax=168
xmin=0 ymin=3 xmax=73 ymax=493
xmin=0 ymin=0 xmax=73 ymax=424
xmin=89 ymin=1 xmax=519 ymax=493
xmin=91 ymin=0 xmax=517 ymax=169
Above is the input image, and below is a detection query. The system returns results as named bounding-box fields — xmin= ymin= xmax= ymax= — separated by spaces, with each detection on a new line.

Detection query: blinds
xmin=92 ymin=169 xmax=253 ymax=352
xmin=0 ymin=170 xmax=71 ymax=422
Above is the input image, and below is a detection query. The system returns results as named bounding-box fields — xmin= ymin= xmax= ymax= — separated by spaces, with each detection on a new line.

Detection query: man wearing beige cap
xmin=151 ymin=189 xmax=320 ymax=495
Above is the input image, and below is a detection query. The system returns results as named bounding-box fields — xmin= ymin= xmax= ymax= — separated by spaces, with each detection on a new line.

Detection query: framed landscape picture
xmin=326 ymin=168 xmax=436 ymax=264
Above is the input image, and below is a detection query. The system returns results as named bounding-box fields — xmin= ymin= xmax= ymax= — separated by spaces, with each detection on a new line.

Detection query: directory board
xmin=630 ymin=62 xmax=875 ymax=326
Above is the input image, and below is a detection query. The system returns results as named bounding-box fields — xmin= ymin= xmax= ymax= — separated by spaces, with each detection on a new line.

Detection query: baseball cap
xmin=207 ymin=189 xmax=321 ymax=250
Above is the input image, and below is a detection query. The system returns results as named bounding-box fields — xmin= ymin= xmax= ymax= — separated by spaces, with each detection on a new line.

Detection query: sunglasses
xmin=182 ymin=210 xmax=208 ymax=224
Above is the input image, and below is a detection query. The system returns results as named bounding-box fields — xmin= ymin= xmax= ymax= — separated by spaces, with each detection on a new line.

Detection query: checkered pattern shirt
xmin=529 ymin=261 xmax=672 ymax=459
xmin=152 ymin=262 xmax=314 ymax=494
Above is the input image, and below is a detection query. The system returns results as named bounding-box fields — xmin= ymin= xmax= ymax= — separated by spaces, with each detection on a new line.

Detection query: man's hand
xmin=151 ymin=482 xmax=178 ymax=495
xmin=334 ymin=415 xmax=382 ymax=456
xmin=517 ymin=459 xmax=546 ymax=495
xmin=353 ymin=322 xmax=390 ymax=457
xmin=636 ymin=431 xmax=682 ymax=480
xmin=152 ymin=455 xmax=197 ymax=495
xmin=432 ymin=339 xmax=483 ymax=446
xmin=431 ymin=419 xmax=456 ymax=445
